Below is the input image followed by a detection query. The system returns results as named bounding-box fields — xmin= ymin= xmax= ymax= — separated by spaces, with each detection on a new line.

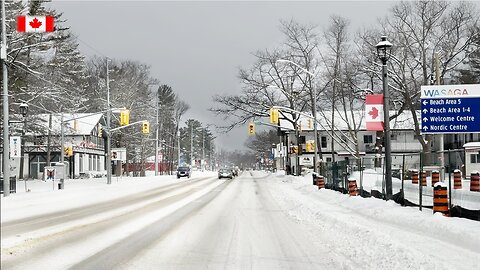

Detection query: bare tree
xmin=358 ymin=0 xmax=479 ymax=163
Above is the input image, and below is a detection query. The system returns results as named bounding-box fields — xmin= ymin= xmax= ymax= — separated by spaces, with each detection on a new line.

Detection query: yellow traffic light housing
xmin=248 ymin=122 xmax=255 ymax=135
xmin=142 ymin=121 xmax=150 ymax=134
xmin=64 ymin=146 xmax=73 ymax=157
xmin=120 ymin=110 xmax=130 ymax=126
xmin=308 ymin=119 xmax=313 ymax=129
xmin=269 ymin=108 xmax=279 ymax=124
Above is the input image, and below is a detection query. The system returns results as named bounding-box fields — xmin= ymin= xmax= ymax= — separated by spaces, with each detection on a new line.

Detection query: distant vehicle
xmin=176 ymin=166 xmax=191 ymax=179
xmin=218 ymin=168 xmax=233 ymax=179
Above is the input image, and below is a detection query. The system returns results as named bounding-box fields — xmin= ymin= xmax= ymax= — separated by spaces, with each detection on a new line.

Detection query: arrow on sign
xmin=422 ymin=100 xmax=428 ymax=105
xmin=423 ymin=126 xmax=428 ymax=131
xmin=423 ymin=117 xmax=428 ymax=122
xmin=423 ymin=109 xmax=428 ymax=114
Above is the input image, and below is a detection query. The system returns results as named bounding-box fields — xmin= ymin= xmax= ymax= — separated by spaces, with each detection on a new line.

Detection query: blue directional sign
xmin=421 ymin=84 xmax=480 ymax=134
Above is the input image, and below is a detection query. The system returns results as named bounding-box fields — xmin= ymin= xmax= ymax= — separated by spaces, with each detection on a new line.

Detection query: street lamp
xmin=376 ymin=36 xmax=393 ymax=200
xmin=276 ymin=59 xmax=320 ymax=176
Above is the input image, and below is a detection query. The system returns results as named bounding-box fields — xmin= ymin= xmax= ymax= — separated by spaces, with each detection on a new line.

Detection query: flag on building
xmin=17 ymin=16 xmax=54 ymax=33
xmin=365 ymin=94 xmax=384 ymax=131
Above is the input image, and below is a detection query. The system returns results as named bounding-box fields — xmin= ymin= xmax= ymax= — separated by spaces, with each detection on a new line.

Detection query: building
xmin=11 ymin=113 xmax=106 ymax=180
xmin=274 ymin=110 xmax=479 ymax=175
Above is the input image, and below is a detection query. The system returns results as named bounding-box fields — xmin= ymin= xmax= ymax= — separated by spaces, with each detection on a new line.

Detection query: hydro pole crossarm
xmin=271 ymin=106 xmax=360 ymax=159
xmin=109 ymin=120 xmax=147 ymax=133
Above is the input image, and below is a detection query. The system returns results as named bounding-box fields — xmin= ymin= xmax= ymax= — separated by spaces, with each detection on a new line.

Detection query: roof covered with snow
xmin=32 ymin=113 xmax=104 ymax=136
xmin=279 ymin=110 xmax=420 ymax=131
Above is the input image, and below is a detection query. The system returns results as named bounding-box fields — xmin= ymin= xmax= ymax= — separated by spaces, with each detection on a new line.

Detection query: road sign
xmin=9 ymin=136 xmax=21 ymax=158
xmin=421 ymin=84 xmax=480 ymax=134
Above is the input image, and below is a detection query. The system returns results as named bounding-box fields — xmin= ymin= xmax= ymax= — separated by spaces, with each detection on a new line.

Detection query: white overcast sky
xmin=48 ymin=0 xmax=398 ymax=151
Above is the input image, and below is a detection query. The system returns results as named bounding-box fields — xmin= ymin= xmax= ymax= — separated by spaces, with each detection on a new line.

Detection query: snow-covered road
xmin=2 ymin=171 xmax=479 ymax=269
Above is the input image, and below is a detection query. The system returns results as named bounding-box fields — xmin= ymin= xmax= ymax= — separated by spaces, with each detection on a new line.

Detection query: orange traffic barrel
xmin=454 ymin=169 xmax=462 ymax=189
xmin=317 ymin=175 xmax=325 ymax=189
xmin=412 ymin=170 xmax=419 ymax=184
xmin=433 ymin=182 xmax=449 ymax=215
xmin=470 ymin=172 xmax=480 ymax=192
xmin=421 ymin=171 xmax=427 ymax=186
xmin=431 ymin=170 xmax=440 ymax=187
xmin=348 ymin=178 xmax=358 ymax=196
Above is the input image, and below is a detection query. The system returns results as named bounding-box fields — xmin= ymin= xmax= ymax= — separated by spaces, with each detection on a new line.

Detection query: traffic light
xmin=142 ymin=121 xmax=150 ymax=134
xmin=120 ymin=110 xmax=130 ymax=126
xmin=248 ymin=122 xmax=255 ymax=135
xmin=269 ymin=108 xmax=279 ymax=124
xmin=306 ymin=140 xmax=315 ymax=152
xmin=98 ymin=126 xmax=103 ymax=137
xmin=307 ymin=118 xmax=313 ymax=129
xmin=64 ymin=146 xmax=73 ymax=157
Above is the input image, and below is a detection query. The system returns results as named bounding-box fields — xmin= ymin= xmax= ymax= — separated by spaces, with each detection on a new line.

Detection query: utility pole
xmin=177 ymin=129 xmax=180 ymax=167
xmin=106 ymin=58 xmax=112 ymax=184
xmin=2 ymin=0 xmax=11 ymax=196
xmin=435 ymin=52 xmax=445 ymax=179
xmin=190 ymin=123 xmax=193 ymax=167
xmin=155 ymin=89 xmax=159 ymax=176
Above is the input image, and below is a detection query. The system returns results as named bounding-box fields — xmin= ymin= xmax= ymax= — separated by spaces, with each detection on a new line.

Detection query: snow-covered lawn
xmin=261 ymin=171 xmax=480 ymax=269
xmin=1 ymin=171 xmax=217 ymax=223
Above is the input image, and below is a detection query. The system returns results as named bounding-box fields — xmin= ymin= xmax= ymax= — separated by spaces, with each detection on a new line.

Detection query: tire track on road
xmin=1 ymin=176 xmax=211 ymax=238
xmin=1 ymin=177 xmax=219 ymax=269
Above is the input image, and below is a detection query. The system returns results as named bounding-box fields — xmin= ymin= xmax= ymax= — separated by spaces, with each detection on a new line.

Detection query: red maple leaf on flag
xmin=29 ymin=18 xmax=42 ymax=29
xmin=368 ymin=107 xmax=379 ymax=119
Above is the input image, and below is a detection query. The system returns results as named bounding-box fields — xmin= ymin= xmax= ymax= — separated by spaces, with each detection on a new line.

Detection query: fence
xmin=318 ymin=150 xmax=479 ymax=221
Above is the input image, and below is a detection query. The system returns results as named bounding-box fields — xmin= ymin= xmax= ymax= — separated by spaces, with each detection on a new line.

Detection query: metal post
xmin=20 ymin=114 xmax=27 ymax=189
xmin=106 ymin=58 xmax=112 ymax=184
xmin=448 ymin=149 xmax=452 ymax=215
xmin=419 ymin=152 xmax=423 ymax=211
xmin=382 ymin=61 xmax=393 ymax=200
xmin=402 ymin=154 xmax=406 ymax=205
xmin=313 ymin=84 xmax=320 ymax=175
xmin=60 ymin=112 xmax=65 ymax=189
xmin=2 ymin=0 xmax=10 ymax=196
xmin=202 ymin=129 xmax=205 ymax=171
xmin=155 ymin=89 xmax=159 ymax=176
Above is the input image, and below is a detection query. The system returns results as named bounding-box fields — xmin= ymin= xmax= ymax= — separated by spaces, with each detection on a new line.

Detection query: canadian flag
xmin=17 ymin=16 xmax=54 ymax=33
xmin=365 ymin=94 xmax=384 ymax=131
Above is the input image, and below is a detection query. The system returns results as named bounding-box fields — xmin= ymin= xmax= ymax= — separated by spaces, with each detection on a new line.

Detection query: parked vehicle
xmin=218 ymin=168 xmax=233 ymax=179
xmin=176 ymin=166 xmax=191 ymax=179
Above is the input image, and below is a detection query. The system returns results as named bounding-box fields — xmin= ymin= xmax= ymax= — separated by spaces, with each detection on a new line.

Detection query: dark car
xmin=177 ymin=166 xmax=191 ymax=179
xmin=218 ymin=168 xmax=233 ymax=179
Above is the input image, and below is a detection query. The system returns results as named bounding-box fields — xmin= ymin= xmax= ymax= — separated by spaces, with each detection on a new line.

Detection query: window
xmin=471 ymin=153 xmax=480 ymax=164
xmin=326 ymin=157 xmax=332 ymax=162
xmin=299 ymin=136 xmax=306 ymax=144
xmin=321 ymin=136 xmax=327 ymax=148
xmin=363 ymin=135 xmax=373 ymax=144
xmin=391 ymin=133 xmax=397 ymax=141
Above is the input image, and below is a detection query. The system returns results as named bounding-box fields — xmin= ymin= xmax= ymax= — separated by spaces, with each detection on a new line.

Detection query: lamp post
xmin=376 ymin=36 xmax=393 ymax=200
xmin=18 ymin=103 xmax=28 ymax=185
xmin=276 ymin=59 xmax=320 ymax=176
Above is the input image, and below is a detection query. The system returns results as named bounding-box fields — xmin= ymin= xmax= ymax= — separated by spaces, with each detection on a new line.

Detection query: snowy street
xmin=2 ymin=171 xmax=479 ymax=270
